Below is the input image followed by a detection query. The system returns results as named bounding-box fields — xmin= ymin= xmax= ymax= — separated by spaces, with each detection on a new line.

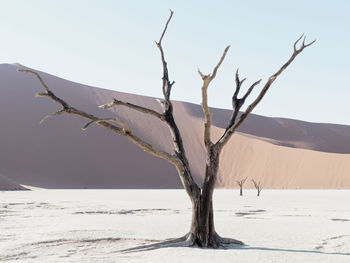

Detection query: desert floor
xmin=1 ymin=189 xmax=350 ymax=262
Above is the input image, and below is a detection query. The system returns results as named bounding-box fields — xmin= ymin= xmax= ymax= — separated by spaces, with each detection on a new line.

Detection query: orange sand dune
xmin=0 ymin=63 xmax=349 ymax=189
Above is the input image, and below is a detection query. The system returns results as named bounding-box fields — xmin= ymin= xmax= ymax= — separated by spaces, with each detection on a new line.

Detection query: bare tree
xmin=236 ymin=177 xmax=248 ymax=196
xmin=19 ymin=11 xmax=314 ymax=248
xmin=252 ymin=179 xmax=263 ymax=196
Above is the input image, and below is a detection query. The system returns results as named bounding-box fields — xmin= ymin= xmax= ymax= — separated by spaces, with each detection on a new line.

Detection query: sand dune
xmin=0 ymin=174 xmax=27 ymax=190
xmin=185 ymin=102 xmax=350 ymax=154
xmin=0 ymin=63 xmax=349 ymax=189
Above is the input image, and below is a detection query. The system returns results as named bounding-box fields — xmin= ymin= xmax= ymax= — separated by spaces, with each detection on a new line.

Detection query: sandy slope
xmin=0 ymin=63 xmax=350 ymax=189
xmin=0 ymin=174 xmax=27 ymax=190
xmin=186 ymin=103 xmax=350 ymax=154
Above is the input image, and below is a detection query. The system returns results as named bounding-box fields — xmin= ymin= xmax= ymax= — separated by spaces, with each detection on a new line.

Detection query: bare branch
xmin=210 ymin=45 xmax=230 ymax=81
xmin=216 ymin=35 xmax=315 ymax=152
xmin=201 ymin=76 xmax=213 ymax=148
xmin=236 ymin=177 xmax=247 ymax=187
xmin=19 ymin=69 xmax=70 ymax=109
xmin=99 ymin=98 xmax=165 ymax=121
xmin=241 ymin=79 xmax=261 ymax=101
xmin=158 ymin=9 xmax=174 ymax=45
xmin=233 ymin=69 xmax=246 ymax=98
xmin=82 ymin=118 xmax=131 ymax=134
xmin=293 ymin=34 xmax=304 ymax=52
xmin=199 ymin=46 xmax=230 ymax=148
xmin=19 ymin=69 xmax=50 ymax=92
xmin=18 ymin=69 xmax=179 ymax=166
xmin=152 ymin=11 xmax=200 ymax=196
xmin=156 ymin=10 xmax=175 ymax=101
xmin=215 ymin=70 xmax=261 ymax=147
xmin=36 ymin=92 xmax=51 ymax=98
xmin=198 ymin=69 xmax=205 ymax=80
xmin=233 ymin=36 xmax=315 ymax=131
xmin=293 ymin=34 xmax=316 ymax=53
xmin=40 ymin=109 xmax=66 ymax=124
xmin=20 ymin=12 xmax=201 ymax=199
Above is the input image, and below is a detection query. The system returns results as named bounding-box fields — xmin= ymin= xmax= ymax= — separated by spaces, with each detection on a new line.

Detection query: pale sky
xmin=1 ymin=0 xmax=349 ymax=125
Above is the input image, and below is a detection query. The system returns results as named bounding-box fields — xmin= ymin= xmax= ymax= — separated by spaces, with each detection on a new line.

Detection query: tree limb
xmin=82 ymin=118 xmax=131 ymax=133
xmin=19 ymin=69 xmax=70 ymax=109
xmin=236 ymin=177 xmax=247 ymax=187
xmin=156 ymin=9 xmax=175 ymax=101
xmin=19 ymin=11 xmax=201 ymax=198
xmin=216 ymin=35 xmax=315 ymax=152
xmin=154 ymin=10 xmax=200 ymax=195
xmin=215 ymin=70 xmax=261 ymax=147
xmin=39 ymin=109 xmax=66 ymax=124
xmin=99 ymin=98 xmax=165 ymax=121
xmin=252 ymin=179 xmax=262 ymax=189
xmin=18 ymin=69 xmax=179 ymax=166
xmin=198 ymin=46 xmax=230 ymax=148
xmin=155 ymin=11 xmax=185 ymax=155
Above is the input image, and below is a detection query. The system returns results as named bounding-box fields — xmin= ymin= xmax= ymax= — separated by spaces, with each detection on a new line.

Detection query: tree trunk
xmin=182 ymin=152 xmax=243 ymax=248
xmin=184 ymin=180 xmax=243 ymax=247
xmin=239 ymin=187 xmax=243 ymax=196
xmin=186 ymin=189 xmax=220 ymax=247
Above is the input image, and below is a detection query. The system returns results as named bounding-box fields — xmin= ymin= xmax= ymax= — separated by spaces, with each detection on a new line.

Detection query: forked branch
xmin=233 ymin=35 xmax=315 ymax=131
xmin=224 ymin=70 xmax=261 ymax=134
xmin=216 ymin=35 xmax=315 ymax=151
xmin=18 ymin=69 xmax=179 ymax=166
xmin=19 ymin=11 xmax=200 ymax=198
xmin=198 ymin=45 xmax=230 ymax=148
xmin=153 ymin=11 xmax=199 ymax=196
xmin=236 ymin=177 xmax=247 ymax=187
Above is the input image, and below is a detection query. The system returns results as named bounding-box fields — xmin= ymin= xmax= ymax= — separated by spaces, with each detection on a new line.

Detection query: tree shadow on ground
xmin=117 ymin=236 xmax=189 ymax=253
xmin=117 ymin=237 xmax=350 ymax=257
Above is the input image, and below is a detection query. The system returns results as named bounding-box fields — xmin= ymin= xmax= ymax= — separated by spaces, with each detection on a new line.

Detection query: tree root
xmin=118 ymin=232 xmax=244 ymax=253
xmin=184 ymin=232 xmax=245 ymax=248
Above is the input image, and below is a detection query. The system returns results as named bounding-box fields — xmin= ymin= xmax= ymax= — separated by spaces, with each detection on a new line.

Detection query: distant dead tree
xmin=19 ymin=11 xmax=314 ymax=248
xmin=236 ymin=177 xmax=248 ymax=196
xmin=252 ymin=179 xmax=263 ymax=196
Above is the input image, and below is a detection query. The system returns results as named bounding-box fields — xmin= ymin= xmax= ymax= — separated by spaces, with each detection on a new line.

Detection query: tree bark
xmin=183 ymin=151 xmax=243 ymax=247
xmin=185 ymin=177 xmax=244 ymax=247
xmin=187 ymin=193 xmax=216 ymax=247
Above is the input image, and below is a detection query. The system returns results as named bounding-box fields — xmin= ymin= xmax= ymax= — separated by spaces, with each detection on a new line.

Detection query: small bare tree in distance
xmin=19 ymin=11 xmax=314 ymax=248
xmin=252 ymin=179 xmax=263 ymax=197
xmin=236 ymin=177 xmax=248 ymax=196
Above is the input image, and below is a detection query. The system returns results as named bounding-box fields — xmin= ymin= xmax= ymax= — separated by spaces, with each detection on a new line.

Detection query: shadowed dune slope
xmin=1 ymin=63 xmax=349 ymax=189
xmin=184 ymin=103 xmax=350 ymax=154
xmin=0 ymin=174 xmax=27 ymax=190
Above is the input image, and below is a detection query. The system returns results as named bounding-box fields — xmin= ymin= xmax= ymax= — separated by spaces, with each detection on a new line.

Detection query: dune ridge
xmin=0 ymin=174 xmax=27 ymax=190
xmin=0 ymin=63 xmax=349 ymax=189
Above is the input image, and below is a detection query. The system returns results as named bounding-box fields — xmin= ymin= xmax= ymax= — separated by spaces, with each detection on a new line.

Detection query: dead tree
xmin=252 ymin=179 xmax=263 ymax=196
xmin=236 ymin=177 xmax=248 ymax=196
xmin=19 ymin=11 xmax=314 ymax=248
